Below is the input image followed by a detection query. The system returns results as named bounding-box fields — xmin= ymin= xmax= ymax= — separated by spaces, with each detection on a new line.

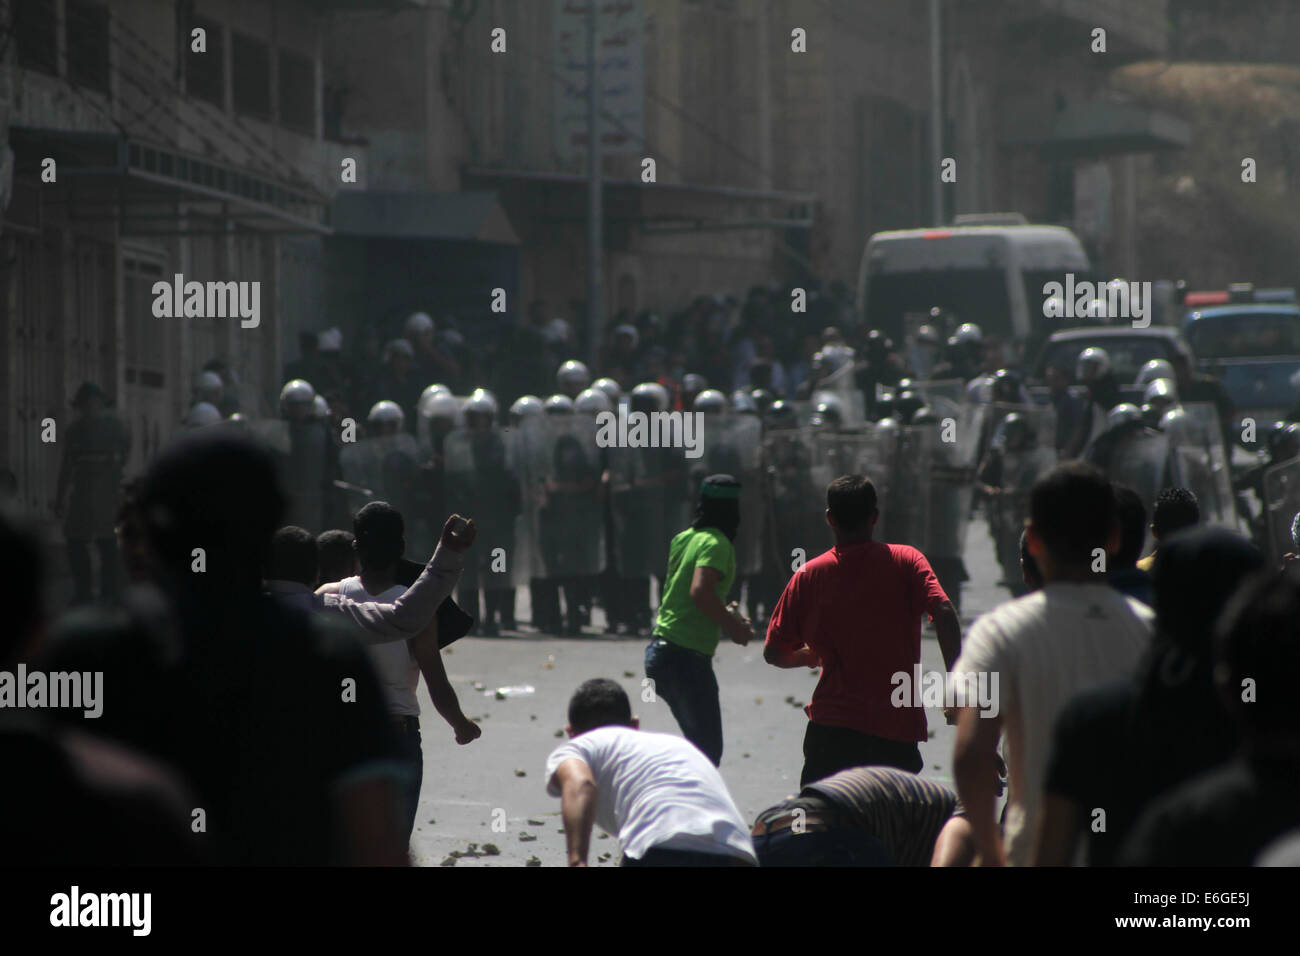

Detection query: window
xmin=124 ymin=257 xmax=167 ymax=389
xmin=67 ymin=0 xmax=111 ymax=94
xmin=14 ymin=0 xmax=57 ymax=74
xmin=231 ymin=32 xmax=271 ymax=120
xmin=186 ymin=16 xmax=225 ymax=108
xmin=278 ymin=49 xmax=315 ymax=134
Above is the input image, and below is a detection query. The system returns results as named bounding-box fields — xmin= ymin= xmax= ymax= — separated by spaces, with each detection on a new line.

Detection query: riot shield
xmin=531 ymin=415 xmax=604 ymax=579
xmin=917 ymin=422 xmax=972 ymax=564
xmin=1175 ymin=403 xmax=1240 ymax=531
xmin=608 ymin=441 xmax=675 ymax=580
xmin=338 ymin=432 xmax=421 ymax=517
xmin=505 ymin=420 xmax=547 ymax=583
xmin=1262 ymin=455 xmax=1300 ymax=563
xmin=276 ymin=420 xmax=333 ymax=533
xmin=987 ymin=444 xmax=1057 ymax=589
xmin=1107 ymin=427 xmax=1171 ymax=556
xmin=443 ymin=426 xmax=523 ymax=589
xmin=882 ymin=425 xmax=933 ymax=550
xmin=762 ymin=426 xmax=828 ymax=572
xmin=247 ymin=419 xmax=292 ymax=456
xmin=921 ymin=390 xmax=987 ymax=472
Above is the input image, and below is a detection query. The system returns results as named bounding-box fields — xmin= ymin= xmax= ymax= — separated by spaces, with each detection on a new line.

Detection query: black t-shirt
xmin=40 ymin=586 xmax=399 ymax=865
xmin=1118 ymin=756 xmax=1300 ymax=866
xmin=0 ymin=715 xmax=203 ymax=865
xmin=1045 ymin=663 xmax=1237 ymax=866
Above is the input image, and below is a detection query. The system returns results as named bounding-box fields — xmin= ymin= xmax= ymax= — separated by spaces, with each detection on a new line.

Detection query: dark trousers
xmin=753 ymin=827 xmax=894 ymax=867
xmin=67 ymin=537 xmax=119 ymax=604
xmin=644 ymin=638 xmax=723 ymax=766
xmin=392 ymin=716 xmax=423 ymax=842
xmin=800 ymin=721 xmax=923 ymax=787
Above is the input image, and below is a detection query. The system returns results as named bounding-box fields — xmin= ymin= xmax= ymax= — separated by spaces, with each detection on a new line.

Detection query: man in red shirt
xmin=764 ymin=475 xmax=962 ymax=786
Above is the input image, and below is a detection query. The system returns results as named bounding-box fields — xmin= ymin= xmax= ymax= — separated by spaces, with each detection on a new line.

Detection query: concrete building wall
xmin=0 ymin=0 xmax=355 ymax=514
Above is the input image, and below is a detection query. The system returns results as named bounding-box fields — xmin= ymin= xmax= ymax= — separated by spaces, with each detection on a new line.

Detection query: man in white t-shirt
xmin=330 ymin=501 xmax=481 ymax=842
xmin=545 ymin=679 xmax=757 ymax=867
xmin=952 ymin=462 xmax=1153 ymax=867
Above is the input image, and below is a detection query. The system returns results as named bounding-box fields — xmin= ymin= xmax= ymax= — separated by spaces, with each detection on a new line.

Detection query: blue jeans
xmin=644 ymin=638 xmax=723 ymax=766
xmin=753 ymin=827 xmax=894 ymax=867
xmin=392 ymin=716 xmax=423 ymax=841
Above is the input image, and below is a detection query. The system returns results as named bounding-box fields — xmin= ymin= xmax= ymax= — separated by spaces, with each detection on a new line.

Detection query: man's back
xmin=545 ymin=725 xmax=756 ymax=863
xmin=43 ymin=588 xmax=397 ymax=865
xmin=1120 ymin=757 xmax=1300 ymax=866
xmin=769 ymin=540 xmax=946 ymax=742
xmin=338 ymin=576 xmax=419 ymax=717
xmin=954 ymin=582 xmax=1152 ymax=866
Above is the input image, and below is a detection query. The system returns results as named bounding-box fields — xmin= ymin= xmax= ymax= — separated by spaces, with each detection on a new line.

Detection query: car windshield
xmin=865 ymin=269 xmax=1014 ymax=342
xmin=1185 ymin=310 xmax=1300 ymax=359
xmin=1039 ymin=336 xmax=1178 ymax=384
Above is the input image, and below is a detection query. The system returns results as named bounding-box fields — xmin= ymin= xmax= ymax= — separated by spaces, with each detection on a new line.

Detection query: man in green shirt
xmin=644 ymin=474 xmax=753 ymax=765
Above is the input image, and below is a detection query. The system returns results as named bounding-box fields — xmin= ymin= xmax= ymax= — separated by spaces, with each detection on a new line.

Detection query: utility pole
xmin=586 ymin=0 xmax=603 ymax=368
xmin=929 ymin=0 xmax=943 ymax=226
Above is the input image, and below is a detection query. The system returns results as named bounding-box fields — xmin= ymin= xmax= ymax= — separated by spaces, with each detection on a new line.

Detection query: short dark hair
xmin=353 ymin=501 xmax=404 ymax=570
xmin=316 ymin=529 xmax=356 ymax=584
xmin=826 ymin=475 xmax=878 ymax=534
xmin=567 ymin=679 xmax=634 ymax=734
xmin=1112 ymin=484 xmax=1147 ymax=569
xmin=1152 ymin=487 xmax=1200 ymax=539
xmin=1029 ymin=463 xmax=1115 ymax=565
xmin=139 ymin=433 xmax=285 ymax=589
xmin=0 ymin=509 xmax=44 ymax=665
xmin=1215 ymin=564 xmax=1300 ymax=735
xmin=267 ymin=526 xmax=317 ymax=586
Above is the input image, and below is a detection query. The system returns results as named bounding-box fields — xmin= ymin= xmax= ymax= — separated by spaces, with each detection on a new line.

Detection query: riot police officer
xmin=55 ymin=382 xmax=130 ymax=604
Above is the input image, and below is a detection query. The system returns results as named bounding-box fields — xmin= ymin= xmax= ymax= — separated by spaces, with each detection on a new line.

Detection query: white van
xmin=855 ymin=217 xmax=1092 ymax=355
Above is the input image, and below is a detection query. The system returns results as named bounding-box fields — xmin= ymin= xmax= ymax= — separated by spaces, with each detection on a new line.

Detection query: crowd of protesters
xmin=6 ymin=274 xmax=1300 ymax=866
xmin=4 ymin=419 xmax=1299 ymax=865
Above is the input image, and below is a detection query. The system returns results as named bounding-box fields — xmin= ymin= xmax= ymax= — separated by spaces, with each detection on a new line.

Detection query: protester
xmin=545 ymin=679 xmax=757 ymax=866
xmin=644 ymin=475 xmax=753 ymax=766
xmin=765 ymin=475 xmax=962 ymax=786
xmin=1034 ymin=526 xmax=1264 ymax=866
xmin=265 ymin=526 xmax=320 ymax=612
xmin=750 ymin=766 xmax=972 ymax=867
xmin=1136 ymin=487 xmax=1199 ymax=571
xmin=37 ymin=432 xmax=458 ymax=865
xmin=54 ymin=382 xmax=130 ymax=605
xmin=318 ymin=502 xmax=482 ymax=843
xmin=317 ymin=529 xmax=357 ymax=583
xmin=1119 ymin=562 xmax=1300 ymax=865
xmin=1107 ymin=485 xmax=1152 ymax=606
xmin=952 ymin=463 xmax=1153 ymax=867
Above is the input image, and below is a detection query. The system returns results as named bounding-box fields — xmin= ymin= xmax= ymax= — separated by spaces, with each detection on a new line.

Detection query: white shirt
xmin=545 ymin=726 xmax=757 ymax=863
xmin=338 ymin=577 xmax=420 ymax=718
xmin=952 ymin=582 xmax=1153 ymax=866
xmin=321 ymin=544 xmax=463 ymax=643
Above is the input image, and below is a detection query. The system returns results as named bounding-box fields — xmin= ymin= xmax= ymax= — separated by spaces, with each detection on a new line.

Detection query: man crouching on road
xmin=545 ymin=679 xmax=758 ymax=867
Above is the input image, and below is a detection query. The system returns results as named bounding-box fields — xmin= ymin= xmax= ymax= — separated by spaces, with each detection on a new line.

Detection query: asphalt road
xmin=409 ymin=515 xmax=1011 ymax=867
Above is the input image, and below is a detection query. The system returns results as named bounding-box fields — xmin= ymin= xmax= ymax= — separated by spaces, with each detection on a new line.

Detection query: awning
xmin=463 ymin=166 xmax=817 ymax=234
xmin=7 ymin=127 xmax=331 ymax=235
xmin=999 ymin=100 xmax=1191 ymax=158
xmin=330 ymin=190 xmax=519 ymax=244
